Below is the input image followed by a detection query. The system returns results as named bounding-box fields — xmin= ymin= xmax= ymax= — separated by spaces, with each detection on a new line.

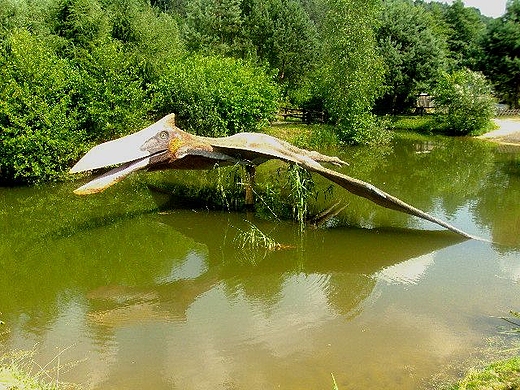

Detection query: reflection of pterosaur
xmin=70 ymin=114 xmax=475 ymax=239
xmin=85 ymin=211 xmax=465 ymax=326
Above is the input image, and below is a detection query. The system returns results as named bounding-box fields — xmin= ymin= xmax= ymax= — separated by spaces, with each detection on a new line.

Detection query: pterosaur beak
xmin=70 ymin=114 xmax=175 ymax=194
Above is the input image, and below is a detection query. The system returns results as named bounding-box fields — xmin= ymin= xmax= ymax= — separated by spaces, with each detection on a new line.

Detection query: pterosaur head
xmin=70 ymin=114 xmax=191 ymax=195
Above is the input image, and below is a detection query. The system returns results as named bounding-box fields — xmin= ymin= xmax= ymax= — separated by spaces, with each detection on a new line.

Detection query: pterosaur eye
xmin=159 ymin=131 xmax=169 ymax=140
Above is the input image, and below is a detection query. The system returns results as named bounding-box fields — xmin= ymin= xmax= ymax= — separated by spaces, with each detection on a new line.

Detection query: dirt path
xmin=478 ymin=118 xmax=520 ymax=145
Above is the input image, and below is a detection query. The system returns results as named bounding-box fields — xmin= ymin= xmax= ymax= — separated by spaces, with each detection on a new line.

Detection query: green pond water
xmin=1 ymin=135 xmax=519 ymax=389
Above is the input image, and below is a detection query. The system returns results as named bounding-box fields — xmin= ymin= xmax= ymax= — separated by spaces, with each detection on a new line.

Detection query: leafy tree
xmin=375 ymin=0 xmax=449 ymax=114
xmin=444 ymin=0 xmax=487 ymax=70
xmin=104 ymin=0 xmax=184 ymax=79
xmin=0 ymin=30 xmax=85 ymax=183
xmin=48 ymin=0 xmax=110 ymax=49
xmin=183 ymin=0 xmax=245 ymax=56
xmin=313 ymin=0 xmax=385 ymax=144
xmin=481 ymin=0 xmax=520 ymax=108
xmin=153 ymin=55 xmax=279 ymax=136
xmin=243 ymin=0 xmax=319 ymax=93
xmin=433 ymin=68 xmax=495 ymax=135
xmin=0 ymin=0 xmax=51 ymax=39
xmin=74 ymin=41 xmax=153 ymax=142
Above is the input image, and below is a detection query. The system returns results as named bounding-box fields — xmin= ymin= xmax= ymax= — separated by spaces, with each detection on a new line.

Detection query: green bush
xmin=433 ymin=69 xmax=495 ymax=136
xmin=0 ymin=30 xmax=85 ymax=184
xmin=74 ymin=41 xmax=152 ymax=141
xmin=153 ymin=55 xmax=280 ymax=136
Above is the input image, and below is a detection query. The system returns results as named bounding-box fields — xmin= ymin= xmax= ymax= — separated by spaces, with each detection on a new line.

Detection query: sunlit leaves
xmin=433 ymin=69 xmax=495 ymax=135
xmin=154 ymin=55 xmax=279 ymax=136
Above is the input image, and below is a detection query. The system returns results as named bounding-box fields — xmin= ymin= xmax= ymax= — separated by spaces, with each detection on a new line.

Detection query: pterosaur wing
xmin=208 ymin=134 xmax=476 ymax=239
xmin=308 ymin=164 xmax=477 ymax=239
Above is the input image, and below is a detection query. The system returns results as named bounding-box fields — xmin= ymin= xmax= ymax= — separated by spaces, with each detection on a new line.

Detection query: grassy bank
xmin=0 ymin=365 xmax=59 ymax=390
xmin=449 ymin=356 xmax=520 ymax=390
xmin=0 ymin=348 xmax=79 ymax=390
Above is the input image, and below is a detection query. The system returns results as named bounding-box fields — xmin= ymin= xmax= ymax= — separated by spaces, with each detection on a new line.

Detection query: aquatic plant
xmin=234 ymin=221 xmax=282 ymax=251
xmin=0 ymin=347 xmax=80 ymax=390
xmin=287 ymin=164 xmax=315 ymax=231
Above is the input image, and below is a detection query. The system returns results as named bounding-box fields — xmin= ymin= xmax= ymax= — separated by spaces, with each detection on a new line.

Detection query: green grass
xmin=0 ymin=348 xmax=81 ymax=390
xmin=449 ymin=356 xmax=520 ymax=390
xmin=386 ymin=115 xmax=436 ymax=133
xmin=266 ymin=123 xmax=339 ymax=149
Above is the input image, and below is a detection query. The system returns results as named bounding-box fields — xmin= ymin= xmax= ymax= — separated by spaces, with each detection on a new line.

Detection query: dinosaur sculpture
xmin=70 ymin=114 xmax=476 ymax=239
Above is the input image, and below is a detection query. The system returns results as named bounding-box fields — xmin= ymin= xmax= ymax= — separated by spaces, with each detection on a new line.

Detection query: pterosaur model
xmin=70 ymin=114 xmax=476 ymax=239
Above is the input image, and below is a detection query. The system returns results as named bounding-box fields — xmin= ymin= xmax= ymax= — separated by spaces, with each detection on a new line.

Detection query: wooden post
xmin=244 ymin=165 xmax=256 ymax=210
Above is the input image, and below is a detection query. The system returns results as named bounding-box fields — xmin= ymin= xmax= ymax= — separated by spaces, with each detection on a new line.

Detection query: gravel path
xmin=478 ymin=119 xmax=520 ymax=145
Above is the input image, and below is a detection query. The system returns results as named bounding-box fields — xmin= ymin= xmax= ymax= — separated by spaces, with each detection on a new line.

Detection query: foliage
xmin=375 ymin=0 xmax=449 ymax=114
xmin=154 ymin=54 xmax=279 ymax=136
xmin=183 ymin=0 xmax=244 ymax=56
xmin=243 ymin=0 xmax=319 ymax=93
xmin=234 ymin=220 xmax=282 ymax=250
xmin=387 ymin=115 xmax=436 ymax=134
xmin=311 ymin=0 xmax=385 ymax=144
xmin=444 ymin=0 xmax=487 ymax=70
xmin=432 ymin=68 xmax=495 ymax=135
xmin=0 ymin=349 xmax=74 ymax=390
xmin=73 ymin=41 xmax=153 ymax=141
xmin=104 ymin=0 xmax=183 ymax=77
xmin=0 ymin=0 xmax=518 ymax=184
xmin=0 ymin=30 xmax=86 ymax=184
xmin=481 ymin=0 xmax=520 ymax=108
xmin=287 ymin=163 xmax=314 ymax=231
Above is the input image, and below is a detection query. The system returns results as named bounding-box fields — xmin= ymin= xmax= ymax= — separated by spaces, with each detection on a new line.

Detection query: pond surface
xmin=1 ymin=135 xmax=520 ymax=389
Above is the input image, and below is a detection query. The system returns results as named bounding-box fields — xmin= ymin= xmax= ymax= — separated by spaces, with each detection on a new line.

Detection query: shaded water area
xmin=1 ymin=135 xmax=520 ymax=389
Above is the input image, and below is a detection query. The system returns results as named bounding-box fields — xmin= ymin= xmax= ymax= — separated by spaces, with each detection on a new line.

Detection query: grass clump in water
xmin=234 ymin=221 xmax=283 ymax=251
xmin=287 ymin=164 xmax=315 ymax=232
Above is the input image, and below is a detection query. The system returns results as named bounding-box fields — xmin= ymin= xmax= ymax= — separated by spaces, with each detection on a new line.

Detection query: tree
xmin=444 ymin=0 xmax=487 ymax=70
xmin=0 ymin=30 xmax=85 ymax=183
xmin=481 ymin=0 xmax=520 ymax=108
xmin=375 ymin=0 xmax=449 ymax=114
xmin=306 ymin=0 xmax=385 ymax=144
xmin=183 ymin=0 xmax=245 ymax=56
xmin=153 ymin=55 xmax=279 ymax=137
xmin=433 ymin=69 xmax=495 ymax=135
xmin=243 ymin=0 xmax=319 ymax=94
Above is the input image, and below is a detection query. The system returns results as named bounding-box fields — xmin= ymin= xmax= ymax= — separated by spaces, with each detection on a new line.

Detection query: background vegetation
xmin=0 ymin=0 xmax=519 ymax=184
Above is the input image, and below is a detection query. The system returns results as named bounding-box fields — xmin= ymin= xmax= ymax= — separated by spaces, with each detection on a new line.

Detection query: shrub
xmin=433 ymin=69 xmax=495 ymax=136
xmin=73 ymin=41 xmax=152 ymax=142
xmin=0 ymin=30 xmax=85 ymax=184
xmin=153 ymin=55 xmax=280 ymax=136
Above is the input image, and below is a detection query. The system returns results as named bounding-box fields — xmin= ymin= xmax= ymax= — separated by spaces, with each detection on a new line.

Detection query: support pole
xmin=244 ymin=165 xmax=256 ymax=210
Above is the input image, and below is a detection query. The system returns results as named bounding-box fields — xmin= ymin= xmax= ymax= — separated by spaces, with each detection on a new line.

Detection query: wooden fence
xmin=496 ymin=108 xmax=520 ymax=117
xmin=279 ymin=107 xmax=326 ymax=124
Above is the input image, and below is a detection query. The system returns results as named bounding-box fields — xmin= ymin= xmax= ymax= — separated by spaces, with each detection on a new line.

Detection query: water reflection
xmin=1 ymin=135 xmax=519 ymax=389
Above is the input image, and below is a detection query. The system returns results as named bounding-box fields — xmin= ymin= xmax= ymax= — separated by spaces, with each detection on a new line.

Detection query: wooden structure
xmin=496 ymin=108 xmax=520 ymax=117
xmin=280 ymin=107 xmax=326 ymax=124
xmin=415 ymin=93 xmax=434 ymax=115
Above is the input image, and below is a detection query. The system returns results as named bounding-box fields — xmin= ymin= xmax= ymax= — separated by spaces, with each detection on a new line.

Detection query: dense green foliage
xmin=154 ymin=55 xmax=279 ymax=136
xmin=433 ymin=69 xmax=495 ymax=135
xmin=0 ymin=0 xmax=518 ymax=184
xmin=376 ymin=0 xmax=449 ymax=114
xmin=0 ymin=30 xmax=85 ymax=183
xmin=481 ymin=0 xmax=520 ymax=108
xmin=310 ymin=0 xmax=386 ymax=144
xmin=0 ymin=0 xmax=278 ymax=184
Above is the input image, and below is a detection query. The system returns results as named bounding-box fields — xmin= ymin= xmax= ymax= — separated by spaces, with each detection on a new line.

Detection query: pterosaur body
xmin=70 ymin=114 xmax=476 ymax=239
